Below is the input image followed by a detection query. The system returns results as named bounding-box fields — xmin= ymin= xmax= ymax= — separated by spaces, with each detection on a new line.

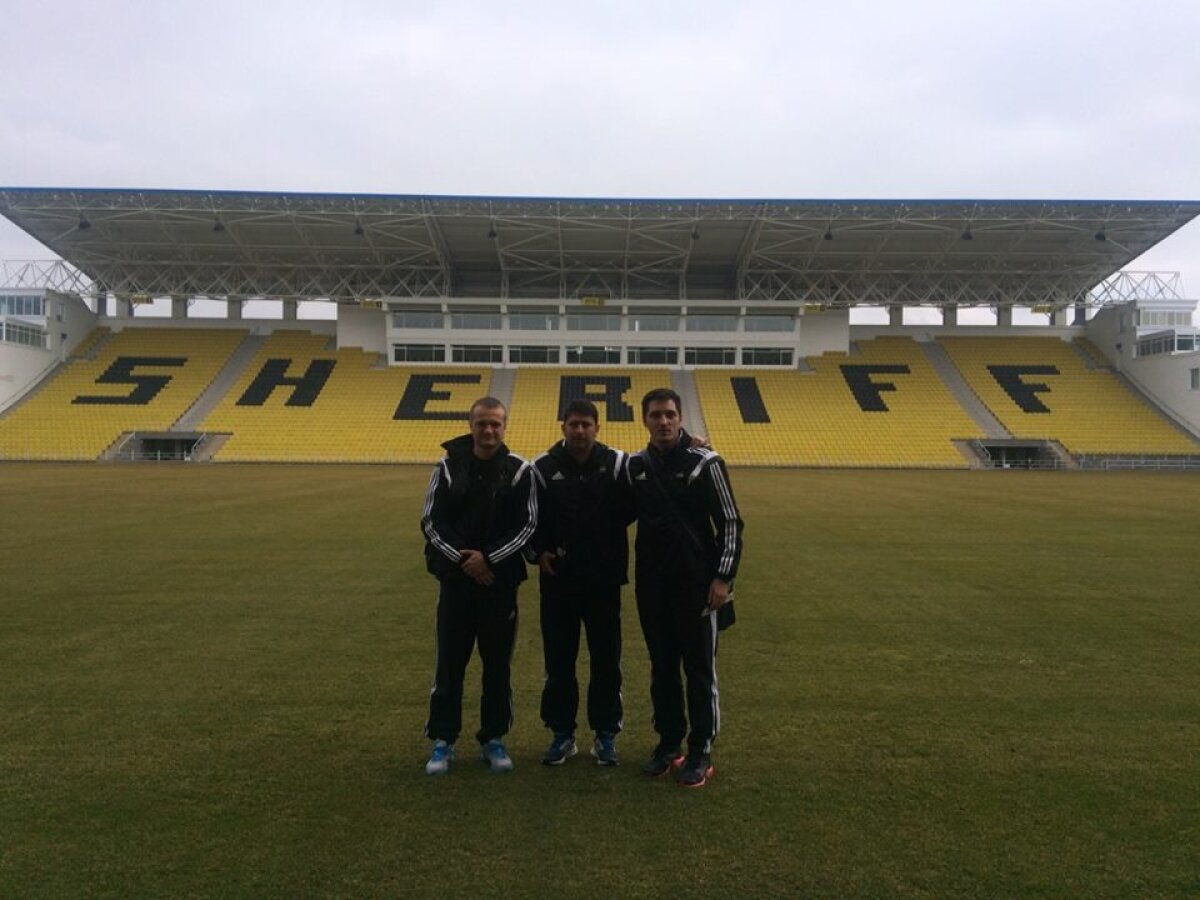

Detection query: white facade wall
xmin=384 ymin=300 xmax=843 ymax=367
xmin=337 ymin=305 xmax=387 ymax=354
xmin=0 ymin=341 xmax=57 ymax=411
xmin=1088 ymin=304 xmax=1200 ymax=435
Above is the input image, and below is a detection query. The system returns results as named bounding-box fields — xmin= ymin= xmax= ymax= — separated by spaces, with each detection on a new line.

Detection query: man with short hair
xmin=626 ymin=387 xmax=744 ymax=788
xmin=420 ymin=396 xmax=537 ymax=775
xmin=528 ymin=399 xmax=633 ymax=766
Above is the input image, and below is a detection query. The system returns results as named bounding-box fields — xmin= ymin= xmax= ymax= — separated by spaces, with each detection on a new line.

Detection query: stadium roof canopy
xmin=1 ymin=187 xmax=1197 ymax=307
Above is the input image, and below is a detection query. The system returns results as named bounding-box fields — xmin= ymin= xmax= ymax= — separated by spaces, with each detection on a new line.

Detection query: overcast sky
xmin=2 ymin=0 xmax=1199 ymax=309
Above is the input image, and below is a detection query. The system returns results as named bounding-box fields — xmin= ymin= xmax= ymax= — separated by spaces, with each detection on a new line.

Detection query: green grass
xmin=1 ymin=464 xmax=1198 ymax=898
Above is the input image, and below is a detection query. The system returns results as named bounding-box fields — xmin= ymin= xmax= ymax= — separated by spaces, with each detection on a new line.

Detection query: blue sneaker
xmin=591 ymin=732 xmax=619 ymax=767
xmin=542 ymin=732 xmax=578 ymax=766
xmin=424 ymin=739 xmax=455 ymax=776
xmin=481 ymin=739 xmax=514 ymax=773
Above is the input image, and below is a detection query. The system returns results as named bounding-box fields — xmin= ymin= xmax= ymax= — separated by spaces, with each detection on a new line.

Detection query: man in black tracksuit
xmin=420 ymin=397 xmax=537 ymax=775
xmin=528 ymin=399 xmax=634 ymax=766
xmin=627 ymin=387 xmax=744 ymax=788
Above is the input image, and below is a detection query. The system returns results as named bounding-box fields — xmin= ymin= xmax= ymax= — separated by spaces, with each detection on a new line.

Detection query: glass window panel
xmin=449 ymin=311 xmax=502 ymax=329
xmin=509 ymin=311 xmax=560 ymax=331
xmin=565 ymin=313 xmax=621 ymax=331
xmin=743 ymin=315 xmax=794 ymax=332
xmin=684 ymin=347 xmax=736 ymax=365
xmin=630 ymin=314 xmax=679 ymax=332
xmin=566 ymin=345 xmax=621 ymax=364
xmin=392 ymin=311 xmax=443 ymax=329
xmin=628 ymin=346 xmax=677 ymax=365
xmin=451 ymin=345 xmax=502 ymax=363
xmin=509 ymin=345 xmax=559 ymax=363
xmin=393 ymin=343 xmax=445 ymax=362
xmin=742 ymin=347 xmax=793 ymax=365
xmin=686 ymin=315 xmax=737 ymax=332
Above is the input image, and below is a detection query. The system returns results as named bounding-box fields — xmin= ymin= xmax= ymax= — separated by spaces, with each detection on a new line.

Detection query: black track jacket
xmin=625 ymin=438 xmax=744 ymax=588
xmin=529 ymin=440 xmax=635 ymax=588
xmin=421 ymin=434 xmax=537 ymax=588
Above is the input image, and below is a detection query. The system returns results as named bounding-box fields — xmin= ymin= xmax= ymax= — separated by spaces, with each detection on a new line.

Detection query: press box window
xmin=742 ymin=347 xmax=793 ymax=365
xmin=509 ymin=310 xmax=559 ymax=331
xmin=509 ymin=345 xmax=559 ymax=363
xmin=392 ymin=310 xmax=443 ymax=329
xmin=744 ymin=315 xmax=794 ymax=333
xmin=451 ymin=345 xmax=502 ymax=363
xmin=628 ymin=347 xmax=678 ymax=365
xmin=565 ymin=311 xmax=621 ymax=331
xmin=630 ymin=313 xmax=679 ymax=332
xmin=684 ymin=347 xmax=736 ymax=365
xmin=393 ymin=344 xmax=445 ymax=363
xmin=449 ymin=311 xmax=502 ymax=329
xmin=566 ymin=346 xmax=621 ymax=364
xmin=686 ymin=315 xmax=737 ymax=332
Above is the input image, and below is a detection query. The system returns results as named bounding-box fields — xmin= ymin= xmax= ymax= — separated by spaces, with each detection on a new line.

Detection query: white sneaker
xmin=425 ymin=739 xmax=455 ymax=775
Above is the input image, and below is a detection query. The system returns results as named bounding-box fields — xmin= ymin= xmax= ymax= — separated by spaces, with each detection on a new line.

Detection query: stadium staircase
xmin=1071 ymin=338 xmax=1112 ymax=371
xmin=487 ymin=367 xmax=516 ymax=410
xmin=671 ymin=369 xmax=708 ymax=440
xmin=919 ymin=340 xmax=1011 ymax=439
xmin=172 ymin=332 xmax=263 ymax=431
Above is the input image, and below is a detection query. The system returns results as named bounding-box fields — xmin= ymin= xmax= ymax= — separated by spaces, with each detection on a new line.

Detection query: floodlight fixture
xmin=961 ymin=228 xmax=973 ymax=241
xmin=213 ymin=219 xmax=225 ymax=233
xmin=1094 ymin=228 xmax=1106 ymax=241
xmin=823 ymin=228 xmax=833 ymax=241
xmin=691 ymin=226 xmax=700 ymax=241
xmin=78 ymin=217 xmax=91 ymax=230
xmin=487 ymin=224 xmax=497 ymax=240
xmin=353 ymin=221 xmax=364 ymax=236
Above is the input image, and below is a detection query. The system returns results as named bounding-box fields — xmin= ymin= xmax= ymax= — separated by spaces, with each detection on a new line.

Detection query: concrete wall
xmin=0 ymin=341 xmax=57 ymax=411
xmin=797 ymin=308 xmax=850 ymax=356
xmin=337 ymin=305 xmax=387 ymax=355
xmin=1122 ymin=350 xmax=1200 ymax=434
xmin=1088 ymin=304 xmax=1200 ymax=434
xmin=49 ymin=291 xmax=97 ymax=356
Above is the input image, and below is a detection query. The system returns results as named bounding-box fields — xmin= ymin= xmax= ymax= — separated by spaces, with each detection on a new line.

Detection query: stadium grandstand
xmin=2 ymin=187 xmax=1199 ymax=468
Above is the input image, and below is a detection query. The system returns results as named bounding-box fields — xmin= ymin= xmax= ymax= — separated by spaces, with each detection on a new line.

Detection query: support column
xmin=996 ymin=306 xmax=1013 ymax=327
xmin=171 ymin=295 xmax=188 ymax=319
xmin=888 ymin=304 xmax=904 ymax=326
xmin=113 ymin=294 xmax=132 ymax=319
xmin=1050 ymin=307 xmax=1070 ymax=327
xmin=283 ymin=299 xmax=299 ymax=321
xmin=228 ymin=298 xmax=244 ymax=321
xmin=1072 ymin=302 xmax=1087 ymax=326
xmin=941 ymin=304 xmax=958 ymax=326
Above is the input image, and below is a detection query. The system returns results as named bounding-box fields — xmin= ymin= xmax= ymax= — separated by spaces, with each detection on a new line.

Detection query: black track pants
xmin=425 ymin=577 xmax=519 ymax=745
xmin=539 ymin=578 xmax=623 ymax=737
xmin=635 ymin=573 xmax=719 ymax=754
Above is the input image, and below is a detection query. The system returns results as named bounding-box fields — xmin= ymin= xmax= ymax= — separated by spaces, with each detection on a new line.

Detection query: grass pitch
xmin=1 ymin=464 xmax=1198 ymax=898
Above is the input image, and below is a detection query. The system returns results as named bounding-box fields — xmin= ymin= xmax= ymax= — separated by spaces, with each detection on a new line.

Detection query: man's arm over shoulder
xmin=421 ymin=459 xmax=464 ymax=563
xmin=701 ymin=453 xmax=744 ymax=583
xmin=610 ymin=448 xmax=637 ymax=524
xmin=483 ymin=457 xmax=538 ymax=565
xmin=525 ymin=453 xmax=554 ymax=561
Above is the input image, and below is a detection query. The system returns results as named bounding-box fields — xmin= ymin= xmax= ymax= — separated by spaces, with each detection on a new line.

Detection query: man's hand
xmin=460 ymin=549 xmax=495 ymax=586
xmin=706 ymin=578 xmax=730 ymax=613
xmin=690 ymin=434 xmax=712 ymax=450
xmin=537 ymin=551 xmax=557 ymax=576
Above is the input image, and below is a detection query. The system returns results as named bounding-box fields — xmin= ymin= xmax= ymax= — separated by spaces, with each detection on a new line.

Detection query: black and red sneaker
xmin=642 ymin=743 xmax=684 ymax=777
xmin=678 ymin=753 xmax=714 ymax=788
